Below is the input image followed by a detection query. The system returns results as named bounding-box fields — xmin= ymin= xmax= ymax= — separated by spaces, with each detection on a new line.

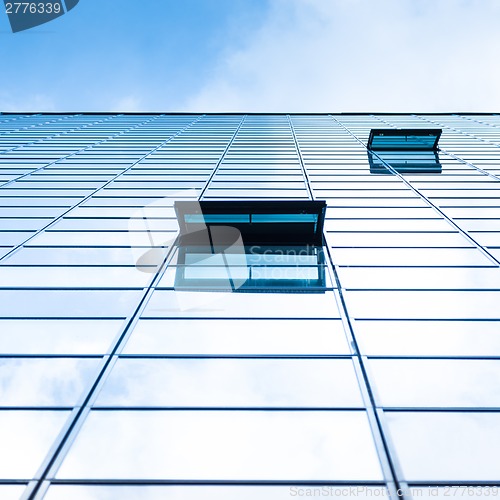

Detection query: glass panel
xmin=385 ymin=412 xmax=500 ymax=481
xmin=329 ymin=248 xmax=493 ymax=266
xmin=0 ymin=290 xmax=142 ymax=318
xmin=0 ymin=319 xmax=122 ymax=354
xmin=185 ymin=214 xmax=250 ymax=223
xmin=370 ymin=359 xmax=500 ymax=407
xmin=0 ymin=267 xmax=151 ymax=288
xmin=95 ymin=189 xmax=202 ymax=197
xmin=0 ymin=218 xmax=52 ymax=231
xmin=57 ymin=410 xmax=383 ymax=480
xmin=315 ymin=190 xmax=417 ymax=198
xmin=51 ymin=218 xmax=179 ymax=231
xmin=0 ymin=485 xmax=26 ymax=500
xmin=209 ymin=182 xmax=307 ymax=189
xmin=252 ymin=214 xmax=318 ymax=223
xmin=45 ymin=485 xmax=389 ymax=500
xmin=204 ymin=190 xmax=306 ymax=199
xmin=355 ymin=320 xmax=500 ymax=356
xmin=326 ymin=232 xmax=472 ymax=248
xmin=443 ymin=207 xmax=500 ymax=218
xmin=245 ymin=252 xmax=319 ymax=265
xmin=27 ymin=231 xmax=175 ymax=247
xmin=123 ymin=319 xmax=350 ymax=355
xmin=470 ymin=232 xmax=500 ymax=246
xmin=12 ymin=182 xmax=102 ymax=189
xmin=438 ymin=199 xmax=500 ymax=209
xmin=143 ymin=291 xmax=341 ymax=318
xmin=0 ymin=232 xmax=35 ymax=246
xmin=325 ymin=198 xmax=428 ymax=207
xmin=311 ymin=181 xmax=404 ymax=190
xmin=326 ymin=207 xmax=438 ymax=218
xmin=0 ymin=358 xmax=100 ymax=406
xmin=337 ymin=267 xmax=500 ymax=290
xmin=1 ymin=247 xmax=138 ymax=266
xmin=345 ymin=291 xmax=500 ymax=319
xmin=0 ymin=208 xmax=64 ymax=218
xmin=324 ymin=219 xmax=454 ymax=231
xmin=0 ymin=248 xmax=12 ymax=259
xmin=0 ymin=410 xmax=69 ymax=479
xmin=0 ymin=197 xmax=78 ymax=207
xmin=423 ymin=189 xmax=500 ymax=198
xmin=251 ymin=266 xmax=320 ymax=280
xmin=95 ymin=358 xmax=362 ymax=408
xmin=453 ymin=219 xmax=500 ymax=231
xmin=72 ymin=207 xmax=175 ymax=217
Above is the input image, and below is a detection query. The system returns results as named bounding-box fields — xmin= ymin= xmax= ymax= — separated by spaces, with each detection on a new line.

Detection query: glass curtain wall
xmin=0 ymin=113 xmax=499 ymax=500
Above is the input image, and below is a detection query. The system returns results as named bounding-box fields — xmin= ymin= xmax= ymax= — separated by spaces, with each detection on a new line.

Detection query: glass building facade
xmin=0 ymin=113 xmax=499 ymax=500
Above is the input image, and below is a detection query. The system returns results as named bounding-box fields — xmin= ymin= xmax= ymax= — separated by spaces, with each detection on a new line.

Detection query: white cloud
xmin=0 ymin=93 xmax=56 ymax=112
xmin=111 ymin=95 xmax=144 ymax=112
xmin=183 ymin=0 xmax=500 ymax=112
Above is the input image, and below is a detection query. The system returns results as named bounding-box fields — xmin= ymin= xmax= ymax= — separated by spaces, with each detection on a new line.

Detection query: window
xmin=368 ymin=151 xmax=443 ymax=174
xmin=368 ymin=128 xmax=443 ymax=174
xmin=170 ymin=200 xmax=328 ymax=292
xmin=367 ymin=129 xmax=442 ymax=151
xmin=175 ymin=200 xmax=326 ymax=246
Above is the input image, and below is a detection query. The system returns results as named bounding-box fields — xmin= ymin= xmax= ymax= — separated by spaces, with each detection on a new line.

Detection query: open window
xmin=175 ymin=200 xmax=326 ymax=246
xmin=368 ymin=129 xmax=441 ymax=151
xmin=368 ymin=150 xmax=443 ymax=174
xmin=368 ymin=128 xmax=443 ymax=175
xmin=171 ymin=200 xmax=328 ymax=292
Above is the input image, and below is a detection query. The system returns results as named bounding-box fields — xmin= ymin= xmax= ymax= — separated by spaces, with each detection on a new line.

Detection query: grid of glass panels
xmin=0 ymin=113 xmax=499 ymax=500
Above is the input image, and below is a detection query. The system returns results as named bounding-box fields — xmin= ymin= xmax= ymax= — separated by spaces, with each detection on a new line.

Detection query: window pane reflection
xmin=330 ymin=248 xmax=492 ymax=266
xmin=345 ymin=291 xmax=500 ymax=319
xmin=0 ymin=319 xmax=122 ymax=354
xmin=95 ymin=358 xmax=363 ymax=408
xmin=370 ymin=359 xmax=500 ymax=407
xmin=143 ymin=291 xmax=341 ymax=318
xmin=338 ymin=267 xmax=500 ymax=290
xmin=0 ymin=485 xmax=27 ymax=500
xmin=355 ymin=320 xmax=500 ymax=356
xmin=123 ymin=319 xmax=351 ymax=355
xmin=1 ymin=247 xmax=138 ymax=266
xmin=0 ymin=267 xmax=151 ymax=288
xmin=0 ymin=410 xmax=69 ymax=479
xmin=385 ymin=412 xmax=500 ymax=481
xmin=0 ymin=358 xmax=100 ymax=406
xmin=57 ymin=410 xmax=383 ymax=480
xmin=0 ymin=290 xmax=142 ymax=318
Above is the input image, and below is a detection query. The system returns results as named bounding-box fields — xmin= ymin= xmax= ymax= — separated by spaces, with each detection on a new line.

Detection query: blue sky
xmin=1 ymin=0 xmax=500 ymax=112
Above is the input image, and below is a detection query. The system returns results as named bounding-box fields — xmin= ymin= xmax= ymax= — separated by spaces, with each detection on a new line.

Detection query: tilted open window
xmin=175 ymin=200 xmax=326 ymax=246
xmin=368 ymin=150 xmax=443 ymax=174
xmin=368 ymin=128 xmax=443 ymax=174
xmin=368 ymin=129 xmax=442 ymax=151
xmin=171 ymin=200 xmax=328 ymax=292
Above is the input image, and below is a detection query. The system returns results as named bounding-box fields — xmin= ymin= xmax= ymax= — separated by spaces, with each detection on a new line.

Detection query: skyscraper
xmin=0 ymin=113 xmax=499 ymax=500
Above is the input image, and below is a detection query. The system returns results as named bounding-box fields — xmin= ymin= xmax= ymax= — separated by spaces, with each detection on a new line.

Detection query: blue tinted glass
xmin=252 ymin=214 xmax=318 ymax=223
xmin=57 ymin=410 xmax=383 ymax=480
xmin=185 ymin=214 xmax=250 ymax=223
